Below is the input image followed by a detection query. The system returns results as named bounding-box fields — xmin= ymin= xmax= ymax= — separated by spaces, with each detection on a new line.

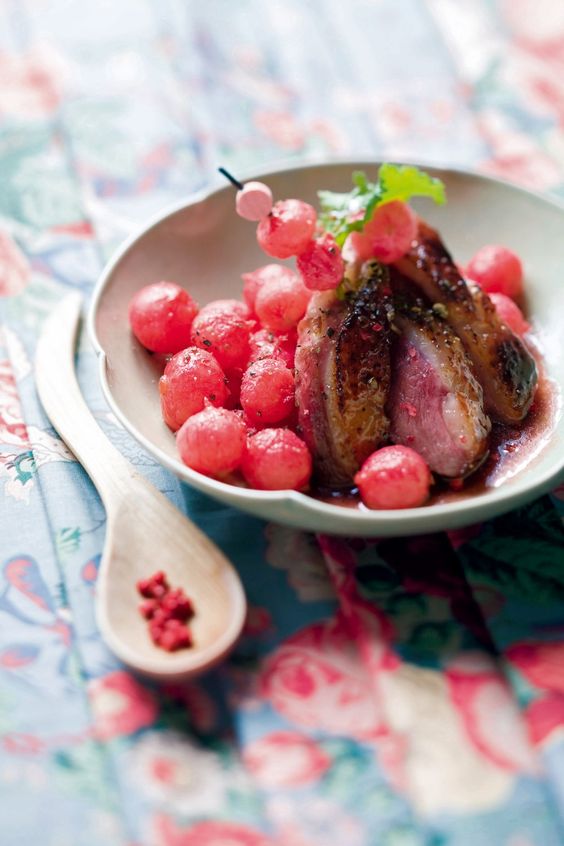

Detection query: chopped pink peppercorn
xmin=137 ymin=571 xmax=195 ymax=651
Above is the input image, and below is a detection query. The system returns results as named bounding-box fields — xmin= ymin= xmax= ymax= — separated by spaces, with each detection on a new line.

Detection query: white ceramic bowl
xmin=89 ymin=160 xmax=564 ymax=536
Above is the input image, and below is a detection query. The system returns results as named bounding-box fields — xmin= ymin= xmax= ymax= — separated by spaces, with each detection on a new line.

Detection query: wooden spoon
xmin=35 ymin=293 xmax=246 ymax=679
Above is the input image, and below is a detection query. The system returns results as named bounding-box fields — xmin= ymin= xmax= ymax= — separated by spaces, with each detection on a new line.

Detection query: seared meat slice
xmin=388 ymin=270 xmax=491 ymax=478
xmin=295 ymin=261 xmax=392 ymax=487
xmin=394 ymin=220 xmax=537 ymax=423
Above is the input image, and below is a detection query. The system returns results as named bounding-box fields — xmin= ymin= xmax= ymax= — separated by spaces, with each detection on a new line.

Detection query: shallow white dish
xmin=89 ymin=160 xmax=564 ymax=536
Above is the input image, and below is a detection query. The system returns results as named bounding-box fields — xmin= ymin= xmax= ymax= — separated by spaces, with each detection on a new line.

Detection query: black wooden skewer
xmin=218 ymin=167 xmax=244 ymax=190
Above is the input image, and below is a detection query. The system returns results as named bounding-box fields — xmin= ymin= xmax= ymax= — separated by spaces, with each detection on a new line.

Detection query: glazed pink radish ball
xmin=343 ymin=201 xmax=417 ymax=264
xmin=242 ymin=264 xmax=295 ymax=313
xmin=344 ymin=230 xmax=375 ymax=262
xmin=129 ymin=281 xmax=198 ymax=354
xmin=159 ymin=347 xmax=229 ymax=431
xmin=363 ymin=200 xmax=418 ymax=264
xmin=354 ymin=445 xmax=431 ymax=509
xmin=242 ymin=428 xmax=312 ymax=490
xmin=202 ymin=298 xmax=251 ymax=319
xmin=254 ymin=270 xmax=310 ymax=333
xmin=191 ymin=301 xmax=253 ymax=372
xmin=257 ymin=199 xmax=317 ymax=259
xmin=240 ymin=358 xmax=295 ymax=425
xmin=297 ymin=232 xmax=344 ymax=291
xmin=177 ymin=406 xmax=246 ymax=477
xmin=489 ymin=292 xmax=530 ymax=336
xmin=465 ymin=245 xmax=524 ymax=299
xmin=248 ymin=329 xmax=297 ymax=369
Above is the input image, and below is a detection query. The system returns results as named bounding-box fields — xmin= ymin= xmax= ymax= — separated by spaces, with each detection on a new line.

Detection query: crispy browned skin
xmin=295 ymin=261 xmax=392 ymax=487
xmin=394 ymin=220 xmax=537 ymax=423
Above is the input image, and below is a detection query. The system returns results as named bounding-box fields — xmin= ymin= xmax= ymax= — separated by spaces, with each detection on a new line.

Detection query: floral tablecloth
xmin=1 ymin=1 xmax=564 ymax=844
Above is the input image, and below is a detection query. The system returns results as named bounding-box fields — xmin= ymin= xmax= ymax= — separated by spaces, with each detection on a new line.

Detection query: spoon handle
xmin=36 ymin=293 xmax=247 ymax=678
xmin=35 ymin=293 xmax=138 ymax=508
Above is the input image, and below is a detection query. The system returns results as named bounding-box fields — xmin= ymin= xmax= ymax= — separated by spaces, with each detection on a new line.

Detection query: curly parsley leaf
xmin=352 ymin=170 xmax=369 ymax=192
xmin=318 ymin=163 xmax=446 ymax=247
xmin=378 ymin=163 xmax=446 ymax=205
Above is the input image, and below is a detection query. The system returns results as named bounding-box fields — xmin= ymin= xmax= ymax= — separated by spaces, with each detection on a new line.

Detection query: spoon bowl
xmin=97 ymin=472 xmax=246 ymax=679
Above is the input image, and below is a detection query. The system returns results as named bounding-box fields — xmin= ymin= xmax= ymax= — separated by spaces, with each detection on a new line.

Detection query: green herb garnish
xmin=318 ymin=163 xmax=446 ymax=247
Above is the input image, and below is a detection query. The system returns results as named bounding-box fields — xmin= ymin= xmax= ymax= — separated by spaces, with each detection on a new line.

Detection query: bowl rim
xmin=88 ymin=157 xmax=564 ymax=531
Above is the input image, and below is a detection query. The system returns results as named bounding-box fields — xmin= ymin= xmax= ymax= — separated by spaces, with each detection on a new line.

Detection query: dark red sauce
xmin=430 ymin=374 xmax=558 ymax=506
